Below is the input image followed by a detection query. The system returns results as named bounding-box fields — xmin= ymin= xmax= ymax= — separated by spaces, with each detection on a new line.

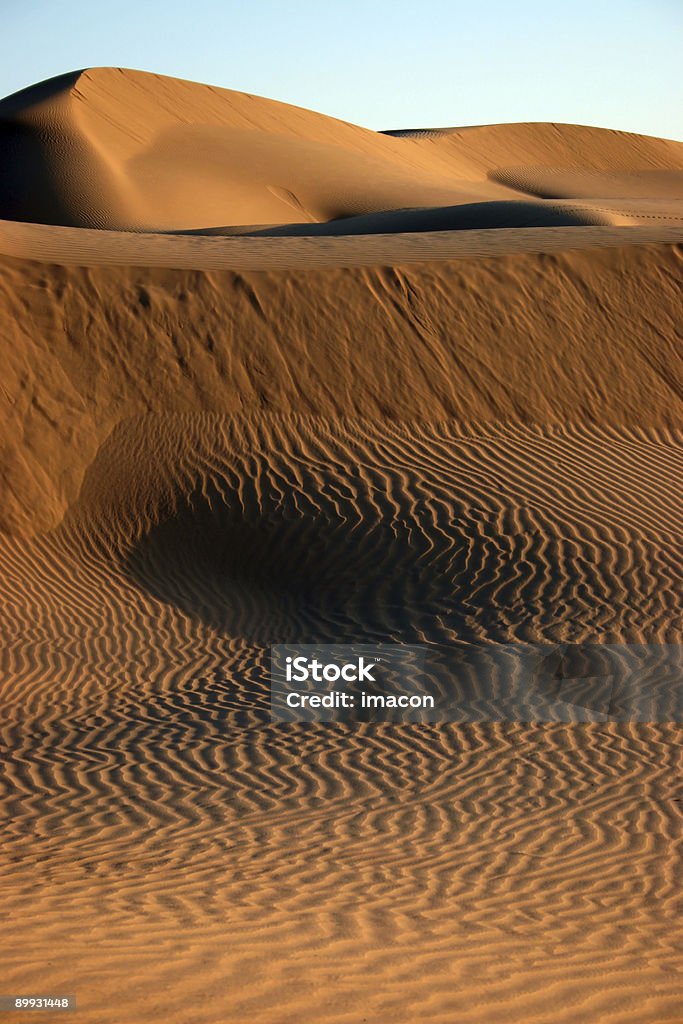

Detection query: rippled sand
xmin=1 ymin=68 xmax=682 ymax=1024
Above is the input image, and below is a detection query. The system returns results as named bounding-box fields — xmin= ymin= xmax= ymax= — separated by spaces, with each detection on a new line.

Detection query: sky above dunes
xmin=1 ymin=0 xmax=681 ymax=141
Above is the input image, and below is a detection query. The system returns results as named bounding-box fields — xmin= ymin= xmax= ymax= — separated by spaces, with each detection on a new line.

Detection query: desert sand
xmin=0 ymin=69 xmax=682 ymax=1023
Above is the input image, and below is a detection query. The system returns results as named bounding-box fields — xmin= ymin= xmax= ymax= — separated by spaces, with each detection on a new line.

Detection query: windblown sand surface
xmin=1 ymin=68 xmax=683 ymax=234
xmin=0 ymin=69 xmax=682 ymax=1023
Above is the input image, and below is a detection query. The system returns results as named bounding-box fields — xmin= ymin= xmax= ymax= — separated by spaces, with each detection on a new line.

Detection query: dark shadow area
xmin=177 ymin=200 xmax=604 ymax=238
xmin=123 ymin=479 xmax=473 ymax=645
xmin=120 ymin=475 xmax=624 ymax=650
xmin=117 ymin=472 xmax=683 ymax=723
xmin=0 ymin=71 xmax=86 ymax=226
xmin=0 ymin=69 xmax=84 ymax=116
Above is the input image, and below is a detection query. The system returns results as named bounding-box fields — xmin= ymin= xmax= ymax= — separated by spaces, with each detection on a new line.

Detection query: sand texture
xmin=1 ymin=68 xmax=683 ymax=234
xmin=0 ymin=69 xmax=682 ymax=1024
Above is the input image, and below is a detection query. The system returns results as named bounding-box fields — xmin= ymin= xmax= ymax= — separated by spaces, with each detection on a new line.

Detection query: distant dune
xmin=1 ymin=67 xmax=683 ymax=233
xmin=0 ymin=69 xmax=682 ymax=1024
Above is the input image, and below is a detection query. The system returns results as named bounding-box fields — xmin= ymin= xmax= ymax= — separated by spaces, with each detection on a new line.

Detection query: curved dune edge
xmin=1 ymin=67 xmax=682 ymax=233
xmin=13 ymin=411 xmax=679 ymax=646
xmin=1 ymin=218 xmax=683 ymax=268
xmin=1 ymin=242 xmax=682 ymax=537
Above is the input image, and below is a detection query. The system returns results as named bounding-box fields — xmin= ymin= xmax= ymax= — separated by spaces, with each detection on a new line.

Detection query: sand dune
xmin=0 ymin=68 xmax=682 ymax=1024
xmin=1 ymin=242 xmax=682 ymax=539
xmin=2 ymin=218 xmax=683 ymax=269
xmin=1 ymin=68 xmax=683 ymax=232
xmin=1 ymin=412 xmax=681 ymax=1022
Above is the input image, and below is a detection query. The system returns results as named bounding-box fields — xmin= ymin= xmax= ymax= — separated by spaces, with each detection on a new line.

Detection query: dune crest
xmin=1 ymin=67 xmax=682 ymax=232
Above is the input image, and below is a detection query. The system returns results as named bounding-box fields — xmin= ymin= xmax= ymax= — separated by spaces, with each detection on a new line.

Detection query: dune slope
xmin=1 ymin=243 xmax=681 ymax=1023
xmin=1 ymin=68 xmax=682 ymax=231
xmin=1 ymin=243 xmax=682 ymax=537
xmin=0 ymin=68 xmax=682 ymax=1024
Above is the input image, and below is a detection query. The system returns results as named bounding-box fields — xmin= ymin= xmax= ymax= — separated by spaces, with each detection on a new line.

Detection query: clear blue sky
xmin=2 ymin=0 xmax=681 ymax=140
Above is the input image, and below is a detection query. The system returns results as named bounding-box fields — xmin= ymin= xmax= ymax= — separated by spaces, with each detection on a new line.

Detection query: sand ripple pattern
xmin=1 ymin=415 xmax=681 ymax=1021
xmin=2 ymin=219 xmax=683 ymax=269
